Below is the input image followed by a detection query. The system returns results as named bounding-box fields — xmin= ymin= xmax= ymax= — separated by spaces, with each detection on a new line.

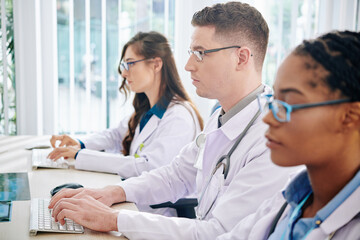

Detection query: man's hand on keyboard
xmin=51 ymin=196 xmax=119 ymax=232
xmin=50 ymin=135 xmax=80 ymax=148
xmin=47 ymin=146 xmax=79 ymax=161
xmin=48 ymin=185 xmax=126 ymax=209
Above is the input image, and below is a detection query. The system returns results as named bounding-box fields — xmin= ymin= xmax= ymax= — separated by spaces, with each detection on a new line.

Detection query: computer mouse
xmin=50 ymin=183 xmax=84 ymax=197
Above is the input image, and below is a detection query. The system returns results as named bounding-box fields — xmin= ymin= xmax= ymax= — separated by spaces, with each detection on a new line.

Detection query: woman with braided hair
xmin=217 ymin=30 xmax=360 ymax=240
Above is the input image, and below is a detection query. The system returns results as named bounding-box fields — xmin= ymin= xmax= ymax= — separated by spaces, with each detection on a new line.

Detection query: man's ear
xmin=342 ymin=102 xmax=360 ymax=129
xmin=235 ymin=47 xmax=252 ymax=70
xmin=153 ymin=57 xmax=163 ymax=73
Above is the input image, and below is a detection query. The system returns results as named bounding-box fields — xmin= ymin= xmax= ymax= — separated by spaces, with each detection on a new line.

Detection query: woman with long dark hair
xmin=48 ymin=31 xmax=203 ymax=179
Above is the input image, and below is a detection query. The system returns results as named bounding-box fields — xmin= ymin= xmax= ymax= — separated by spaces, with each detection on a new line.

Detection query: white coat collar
xmin=319 ymin=186 xmax=360 ymax=235
xmin=131 ymin=115 xmax=160 ymax=152
xmin=220 ymin=100 xmax=261 ymax=140
xmin=215 ymin=85 xmax=271 ymax=141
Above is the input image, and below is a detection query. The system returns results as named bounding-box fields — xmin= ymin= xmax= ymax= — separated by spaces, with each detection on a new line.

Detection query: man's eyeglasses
xmin=119 ymin=58 xmax=149 ymax=72
xmin=257 ymin=93 xmax=352 ymax=122
xmin=188 ymin=46 xmax=241 ymax=62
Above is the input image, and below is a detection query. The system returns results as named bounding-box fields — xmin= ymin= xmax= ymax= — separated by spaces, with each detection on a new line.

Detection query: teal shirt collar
xmin=270 ymin=169 xmax=360 ymax=240
xmin=139 ymin=97 xmax=170 ymax=132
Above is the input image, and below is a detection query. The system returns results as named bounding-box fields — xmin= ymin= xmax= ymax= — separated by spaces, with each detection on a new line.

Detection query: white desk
xmin=0 ymin=135 xmax=137 ymax=240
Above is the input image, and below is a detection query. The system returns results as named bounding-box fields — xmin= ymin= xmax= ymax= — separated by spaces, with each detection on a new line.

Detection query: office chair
xmin=150 ymin=198 xmax=198 ymax=219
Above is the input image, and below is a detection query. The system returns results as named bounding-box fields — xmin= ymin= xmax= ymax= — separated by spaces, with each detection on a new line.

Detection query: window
xmin=0 ymin=0 xmax=16 ymax=135
xmin=8 ymin=0 xmax=359 ymax=135
xmin=214 ymin=0 xmax=319 ymax=86
xmin=261 ymin=0 xmax=319 ymax=86
xmin=56 ymin=0 xmax=175 ymax=134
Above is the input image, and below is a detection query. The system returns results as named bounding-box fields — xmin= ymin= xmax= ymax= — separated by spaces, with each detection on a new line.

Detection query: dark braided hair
xmin=293 ymin=30 xmax=360 ymax=101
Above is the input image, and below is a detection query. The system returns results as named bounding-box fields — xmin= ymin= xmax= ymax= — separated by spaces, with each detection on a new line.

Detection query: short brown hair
xmin=191 ymin=1 xmax=269 ymax=71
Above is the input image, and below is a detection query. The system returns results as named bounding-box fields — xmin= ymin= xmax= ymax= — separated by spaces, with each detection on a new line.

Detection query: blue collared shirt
xmin=269 ymin=169 xmax=360 ymax=240
xmin=139 ymin=97 xmax=170 ymax=132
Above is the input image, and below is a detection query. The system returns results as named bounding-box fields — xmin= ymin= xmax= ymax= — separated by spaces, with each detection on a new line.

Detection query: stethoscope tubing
xmin=216 ymin=109 xmax=262 ymax=179
xmin=197 ymin=108 xmax=262 ymax=220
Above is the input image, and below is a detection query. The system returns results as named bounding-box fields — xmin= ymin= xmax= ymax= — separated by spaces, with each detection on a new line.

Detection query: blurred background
xmin=1 ymin=0 xmax=359 ymax=135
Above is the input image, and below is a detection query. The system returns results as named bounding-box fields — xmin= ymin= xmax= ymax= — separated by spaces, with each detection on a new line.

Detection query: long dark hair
xmin=118 ymin=31 xmax=204 ymax=156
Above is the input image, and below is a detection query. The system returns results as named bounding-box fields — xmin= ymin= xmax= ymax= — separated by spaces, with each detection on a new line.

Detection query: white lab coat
xmin=217 ymin=179 xmax=360 ymax=240
xmin=74 ymin=101 xmax=201 ymax=179
xmin=115 ymin=88 xmax=301 ymax=240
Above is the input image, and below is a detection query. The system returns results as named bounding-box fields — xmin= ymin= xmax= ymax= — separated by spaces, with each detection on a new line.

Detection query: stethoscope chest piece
xmin=194 ymin=133 xmax=206 ymax=170
xmin=196 ymin=133 xmax=206 ymax=148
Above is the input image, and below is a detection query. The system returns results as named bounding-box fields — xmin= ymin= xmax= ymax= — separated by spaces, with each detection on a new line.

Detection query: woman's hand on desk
xmin=50 ymin=134 xmax=80 ymax=148
xmin=49 ymin=185 xmax=126 ymax=208
xmin=47 ymin=146 xmax=79 ymax=160
xmin=51 ymin=195 xmax=119 ymax=232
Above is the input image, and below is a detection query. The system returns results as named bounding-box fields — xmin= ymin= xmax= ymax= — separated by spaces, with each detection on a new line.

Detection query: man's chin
xmin=196 ymin=89 xmax=218 ymax=100
xmin=195 ymin=89 xmax=207 ymax=98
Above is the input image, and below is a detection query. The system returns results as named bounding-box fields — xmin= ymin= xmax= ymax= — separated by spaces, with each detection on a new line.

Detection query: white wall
xmin=14 ymin=0 xmax=57 ymax=135
xmin=14 ymin=0 xmax=42 ymax=135
xmin=40 ymin=0 xmax=58 ymax=135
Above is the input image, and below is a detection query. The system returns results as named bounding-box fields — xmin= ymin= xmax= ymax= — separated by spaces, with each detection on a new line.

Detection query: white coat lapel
xmin=317 ymin=186 xmax=360 ymax=236
xmin=130 ymin=115 xmax=160 ymax=154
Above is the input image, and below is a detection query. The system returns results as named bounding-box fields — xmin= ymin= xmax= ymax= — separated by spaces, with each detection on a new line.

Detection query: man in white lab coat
xmin=49 ymin=2 xmax=298 ymax=239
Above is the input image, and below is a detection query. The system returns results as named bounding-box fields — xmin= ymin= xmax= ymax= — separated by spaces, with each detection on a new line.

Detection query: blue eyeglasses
xmin=119 ymin=58 xmax=149 ymax=72
xmin=188 ymin=45 xmax=241 ymax=62
xmin=257 ymin=93 xmax=352 ymax=122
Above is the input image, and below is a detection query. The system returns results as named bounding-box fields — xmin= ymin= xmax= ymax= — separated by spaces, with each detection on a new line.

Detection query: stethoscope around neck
xmin=195 ymin=108 xmax=262 ymax=219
